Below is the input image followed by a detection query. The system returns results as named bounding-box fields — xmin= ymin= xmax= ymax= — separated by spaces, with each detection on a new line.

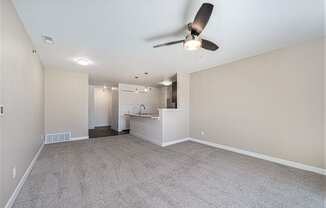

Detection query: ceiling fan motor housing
xmin=186 ymin=34 xmax=201 ymax=42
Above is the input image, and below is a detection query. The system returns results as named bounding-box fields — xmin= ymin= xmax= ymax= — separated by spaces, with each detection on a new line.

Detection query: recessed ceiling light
xmin=160 ymin=80 xmax=172 ymax=86
xmin=74 ymin=57 xmax=93 ymax=66
xmin=42 ymin=35 xmax=54 ymax=45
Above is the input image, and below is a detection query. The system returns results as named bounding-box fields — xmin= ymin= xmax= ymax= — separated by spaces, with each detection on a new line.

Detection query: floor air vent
xmin=45 ymin=132 xmax=71 ymax=144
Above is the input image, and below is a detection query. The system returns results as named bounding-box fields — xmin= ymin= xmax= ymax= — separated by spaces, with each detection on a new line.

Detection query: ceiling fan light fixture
xmin=152 ymin=3 xmax=218 ymax=51
xmin=184 ymin=35 xmax=202 ymax=51
xmin=160 ymin=80 xmax=173 ymax=86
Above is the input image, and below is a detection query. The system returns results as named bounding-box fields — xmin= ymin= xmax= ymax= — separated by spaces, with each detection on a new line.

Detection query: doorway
xmin=88 ymin=85 xmax=128 ymax=138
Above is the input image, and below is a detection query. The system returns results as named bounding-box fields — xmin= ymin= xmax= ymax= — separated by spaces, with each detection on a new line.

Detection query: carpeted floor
xmin=13 ymin=135 xmax=324 ymax=208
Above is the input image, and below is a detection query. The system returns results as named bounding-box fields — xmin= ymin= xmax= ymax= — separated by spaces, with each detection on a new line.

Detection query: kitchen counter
xmin=125 ymin=113 xmax=160 ymax=119
xmin=126 ymin=109 xmax=188 ymax=146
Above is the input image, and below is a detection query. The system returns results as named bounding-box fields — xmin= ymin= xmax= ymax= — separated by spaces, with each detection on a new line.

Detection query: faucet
xmin=139 ymin=104 xmax=146 ymax=114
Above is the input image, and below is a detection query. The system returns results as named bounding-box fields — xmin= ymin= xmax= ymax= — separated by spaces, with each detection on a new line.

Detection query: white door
xmin=94 ymin=87 xmax=112 ymax=127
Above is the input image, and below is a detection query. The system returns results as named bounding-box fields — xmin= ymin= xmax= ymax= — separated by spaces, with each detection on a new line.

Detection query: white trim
xmin=5 ymin=143 xmax=44 ymax=208
xmin=161 ymin=138 xmax=191 ymax=147
xmin=70 ymin=136 xmax=89 ymax=141
xmin=189 ymin=138 xmax=326 ymax=176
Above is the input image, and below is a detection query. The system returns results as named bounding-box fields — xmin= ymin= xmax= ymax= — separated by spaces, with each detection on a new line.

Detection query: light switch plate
xmin=12 ymin=167 xmax=16 ymax=179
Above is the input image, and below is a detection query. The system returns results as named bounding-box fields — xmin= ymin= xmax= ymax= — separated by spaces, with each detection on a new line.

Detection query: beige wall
xmin=177 ymin=73 xmax=190 ymax=137
xmin=324 ymin=37 xmax=326 ymax=170
xmin=2 ymin=0 xmax=44 ymax=206
xmin=111 ymin=88 xmax=119 ymax=131
xmin=162 ymin=109 xmax=189 ymax=143
xmin=323 ymin=36 xmax=326 ymax=203
xmin=45 ymin=69 xmax=88 ymax=138
xmin=160 ymin=86 xmax=169 ymax=108
xmin=190 ymin=39 xmax=324 ymax=168
xmin=88 ymin=85 xmax=95 ymax=129
xmin=0 ymin=0 xmax=4 ymax=206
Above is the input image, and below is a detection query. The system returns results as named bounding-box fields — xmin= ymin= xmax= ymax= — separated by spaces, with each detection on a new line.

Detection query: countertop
xmin=125 ymin=113 xmax=160 ymax=119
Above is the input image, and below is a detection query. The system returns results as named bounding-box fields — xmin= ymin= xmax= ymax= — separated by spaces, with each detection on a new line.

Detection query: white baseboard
xmin=5 ymin=143 xmax=44 ymax=208
xmin=70 ymin=136 xmax=89 ymax=141
xmin=189 ymin=138 xmax=326 ymax=176
xmin=161 ymin=138 xmax=192 ymax=147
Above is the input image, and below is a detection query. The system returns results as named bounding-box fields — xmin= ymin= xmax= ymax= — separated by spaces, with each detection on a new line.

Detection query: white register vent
xmin=45 ymin=132 xmax=71 ymax=144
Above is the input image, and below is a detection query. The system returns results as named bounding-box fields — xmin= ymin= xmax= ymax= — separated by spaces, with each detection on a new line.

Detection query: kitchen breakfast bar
xmin=125 ymin=108 xmax=188 ymax=146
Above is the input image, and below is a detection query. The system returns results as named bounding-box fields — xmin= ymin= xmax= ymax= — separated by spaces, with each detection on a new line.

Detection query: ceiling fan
xmin=153 ymin=3 xmax=219 ymax=51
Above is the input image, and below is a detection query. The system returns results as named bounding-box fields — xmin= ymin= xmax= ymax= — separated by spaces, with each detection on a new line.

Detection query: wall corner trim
xmin=188 ymin=138 xmax=326 ymax=176
xmin=5 ymin=143 xmax=45 ymax=208
xmin=161 ymin=138 xmax=192 ymax=147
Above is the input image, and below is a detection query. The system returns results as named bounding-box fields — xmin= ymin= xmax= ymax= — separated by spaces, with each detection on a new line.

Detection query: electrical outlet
xmin=12 ymin=167 xmax=16 ymax=179
xmin=201 ymin=131 xmax=205 ymax=136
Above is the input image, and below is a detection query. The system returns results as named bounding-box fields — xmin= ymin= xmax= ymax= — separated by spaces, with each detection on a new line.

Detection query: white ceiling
xmin=13 ymin=0 xmax=324 ymax=85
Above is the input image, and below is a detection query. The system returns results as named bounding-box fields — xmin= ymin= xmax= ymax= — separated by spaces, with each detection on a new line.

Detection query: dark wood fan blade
xmin=202 ymin=39 xmax=219 ymax=51
xmin=191 ymin=3 xmax=213 ymax=36
xmin=146 ymin=25 xmax=187 ymax=41
xmin=153 ymin=40 xmax=184 ymax=48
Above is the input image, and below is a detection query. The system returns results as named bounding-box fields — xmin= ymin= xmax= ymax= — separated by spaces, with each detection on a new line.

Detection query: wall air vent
xmin=45 ymin=132 xmax=71 ymax=144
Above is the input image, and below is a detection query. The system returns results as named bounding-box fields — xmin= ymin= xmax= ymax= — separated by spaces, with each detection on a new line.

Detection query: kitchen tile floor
xmin=88 ymin=126 xmax=129 ymax=138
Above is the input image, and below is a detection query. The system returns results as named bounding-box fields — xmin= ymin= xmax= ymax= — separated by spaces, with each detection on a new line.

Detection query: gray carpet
xmin=13 ymin=135 xmax=324 ymax=208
